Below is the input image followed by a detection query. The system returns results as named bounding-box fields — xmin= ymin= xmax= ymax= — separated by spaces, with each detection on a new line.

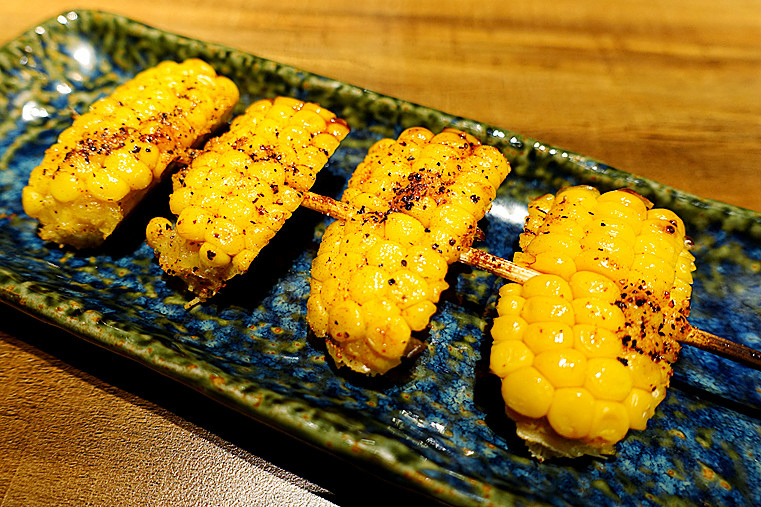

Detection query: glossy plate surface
xmin=1 ymin=11 xmax=760 ymax=506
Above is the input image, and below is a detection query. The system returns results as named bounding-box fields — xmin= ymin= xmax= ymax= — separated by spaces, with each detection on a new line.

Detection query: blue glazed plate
xmin=1 ymin=11 xmax=759 ymax=506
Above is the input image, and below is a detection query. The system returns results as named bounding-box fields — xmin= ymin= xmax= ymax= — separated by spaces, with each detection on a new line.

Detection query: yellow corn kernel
xmin=524 ymin=233 xmax=582 ymax=260
xmin=628 ymin=254 xmax=676 ymax=293
xmin=388 ymin=270 xmax=431 ymax=308
xmin=232 ymin=249 xmax=257 ymax=273
xmin=588 ymin=401 xmax=630 ymax=444
xmin=521 ymin=296 xmax=575 ymax=325
xmin=85 ymin=168 xmax=130 ymax=202
xmin=49 ymin=171 xmax=83 ymax=203
xmin=147 ymin=96 xmax=349 ymax=301
xmin=383 ymin=213 xmax=425 ymax=246
xmin=106 ymin=150 xmax=153 ymax=190
xmin=547 ymin=388 xmax=595 ymax=439
xmin=362 ymin=299 xmax=411 ymax=359
xmin=573 ymin=325 xmax=623 ymax=358
xmin=402 ymin=300 xmax=437 ymax=331
xmin=176 ymin=206 xmax=210 ymax=242
xmin=328 ymin=300 xmax=366 ymax=343
xmin=204 ymin=217 xmax=245 ymax=257
xmin=490 ymin=340 xmax=535 ymax=377
xmin=622 ymin=388 xmax=657 ymax=431
xmin=348 ymin=266 xmax=389 ymax=304
xmin=501 ymin=367 xmax=555 ymax=419
xmin=23 ymin=59 xmax=239 ymax=249
xmin=523 ymin=322 xmax=573 ymax=354
xmin=635 ymin=232 xmax=679 ymax=264
xmin=534 ymin=348 xmax=587 ymax=388
xmin=524 ymin=251 xmax=578 ymax=281
xmin=521 ymin=274 xmax=573 ymax=301
xmin=568 ymin=271 xmax=619 ymax=303
xmin=366 ymin=240 xmax=406 ymax=270
xmin=584 ymin=358 xmax=633 ymax=402
xmin=199 ymin=242 xmax=231 ymax=268
xmin=491 ymin=315 xmax=528 ymax=342
xmin=496 ymin=293 xmax=526 ymax=316
xmin=571 ymin=297 xmax=625 ymax=332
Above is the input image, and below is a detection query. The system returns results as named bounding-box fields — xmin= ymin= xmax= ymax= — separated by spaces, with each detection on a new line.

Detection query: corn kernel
xmin=348 ymin=266 xmax=389 ymax=304
xmin=176 ymin=206 xmax=210 ymax=242
xmin=584 ymin=358 xmax=633 ymax=401
xmin=623 ymin=388 xmax=657 ymax=431
xmin=501 ymin=367 xmax=555 ymax=419
xmin=86 ymin=168 xmax=130 ymax=202
xmin=534 ymin=348 xmax=587 ymax=387
xmin=573 ymin=324 xmax=623 ymax=358
xmin=521 ymin=274 xmax=573 ymax=300
xmin=523 ymin=322 xmax=573 ymax=354
xmin=588 ymin=401 xmax=630 ymax=444
xmin=366 ymin=240 xmax=405 ymax=270
xmin=199 ymin=241 xmax=231 ymax=267
xmin=383 ymin=213 xmax=425 ymax=246
xmin=362 ymin=300 xmax=411 ymax=359
xmin=105 ymin=150 xmax=153 ymax=190
xmin=49 ymin=171 xmax=82 ymax=203
xmin=547 ymin=388 xmax=595 ymax=439
xmin=328 ymin=300 xmax=366 ymax=343
xmin=521 ymin=296 xmax=575 ymax=325
xmin=490 ymin=340 xmax=535 ymax=377
xmin=572 ymin=297 xmax=626 ymax=332
xmin=491 ymin=315 xmax=528 ymax=342
xmin=496 ymin=293 xmax=526 ymax=316
xmin=402 ymin=300 xmax=437 ymax=331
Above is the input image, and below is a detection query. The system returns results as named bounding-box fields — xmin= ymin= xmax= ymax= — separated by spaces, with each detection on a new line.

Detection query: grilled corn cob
xmin=22 ymin=59 xmax=239 ymax=248
xmin=307 ymin=127 xmax=510 ymax=375
xmin=146 ymin=97 xmax=350 ymax=301
xmin=491 ymin=185 xmax=695 ymax=459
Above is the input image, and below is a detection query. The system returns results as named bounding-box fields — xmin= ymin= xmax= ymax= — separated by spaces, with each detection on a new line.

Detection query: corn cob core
xmin=22 ymin=59 xmax=239 ymax=248
xmin=146 ymin=97 xmax=350 ymax=300
xmin=307 ymin=127 xmax=510 ymax=375
xmin=491 ymin=185 xmax=695 ymax=459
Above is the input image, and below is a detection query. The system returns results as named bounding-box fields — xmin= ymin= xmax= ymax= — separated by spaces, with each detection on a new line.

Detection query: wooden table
xmin=1 ymin=1 xmax=760 ymax=505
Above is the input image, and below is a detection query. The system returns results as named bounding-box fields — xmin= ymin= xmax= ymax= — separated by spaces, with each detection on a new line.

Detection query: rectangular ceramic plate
xmin=1 ymin=11 xmax=760 ymax=506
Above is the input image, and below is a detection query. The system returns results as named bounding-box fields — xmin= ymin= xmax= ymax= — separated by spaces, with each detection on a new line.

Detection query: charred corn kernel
xmin=146 ymin=97 xmax=349 ymax=301
xmin=492 ymin=186 xmax=695 ymax=460
xmin=22 ymin=59 xmax=239 ymax=248
xmin=308 ymin=127 xmax=510 ymax=374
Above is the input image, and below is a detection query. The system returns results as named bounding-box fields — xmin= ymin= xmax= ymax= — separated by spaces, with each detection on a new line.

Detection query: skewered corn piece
xmin=491 ymin=185 xmax=695 ymax=460
xmin=22 ymin=59 xmax=239 ymax=248
xmin=146 ymin=97 xmax=350 ymax=301
xmin=307 ymin=127 xmax=510 ymax=375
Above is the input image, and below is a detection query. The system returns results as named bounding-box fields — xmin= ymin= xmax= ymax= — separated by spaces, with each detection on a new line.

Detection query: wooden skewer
xmin=301 ymin=191 xmax=761 ymax=371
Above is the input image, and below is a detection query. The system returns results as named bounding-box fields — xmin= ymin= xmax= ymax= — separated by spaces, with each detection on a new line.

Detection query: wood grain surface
xmin=1 ymin=1 xmax=760 ymax=505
